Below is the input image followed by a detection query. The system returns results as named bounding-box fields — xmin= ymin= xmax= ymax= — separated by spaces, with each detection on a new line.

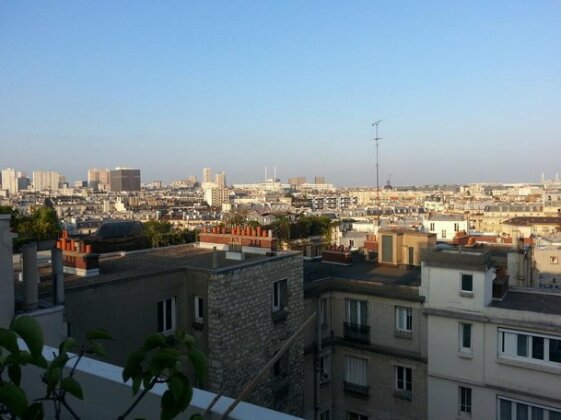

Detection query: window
xmin=498 ymin=396 xmax=561 ymax=420
xmin=272 ymin=279 xmax=288 ymax=312
xmin=271 ymin=350 xmax=289 ymax=379
xmin=345 ymin=299 xmax=370 ymax=343
xmin=194 ymin=296 xmax=203 ymax=323
xmin=320 ymin=297 xmax=328 ymax=328
xmin=157 ymin=297 xmax=176 ymax=334
xmin=395 ymin=366 xmax=412 ymax=393
xmin=319 ymin=353 xmax=331 ymax=384
xmin=499 ymin=329 xmax=561 ymax=366
xmin=460 ymin=323 xmax=472 ymax=352
xmin=430 ymin=222 xmax=435 ymax=231
xmin=347 ymin=412 xmax=368 ymax=420
xmin=459 ymin=386 xmax=472 ymax=415
xmin=442 ymin=229 xmax=447 ymax=239
xmin=551 ymin=256 xmax=559 ymax=265
xmin=344 ymin=356 xmax=368 ymax=395
xmin=454 ymin=223 xmax=460 ymax=232
xmin=346 ymin=299 xmax=367 ymax=326
xmin=395 ymin=306 xmax=413 ymax=335
xmin=461 ymin=274 xmax=473 ymax=293
xmin=319 ymin=409 xmax=331 ymax=420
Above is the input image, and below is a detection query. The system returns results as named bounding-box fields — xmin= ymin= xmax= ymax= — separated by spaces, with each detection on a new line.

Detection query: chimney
xmin=0 ymin=215 xmax=14 ymax=326
xmin=63 ymin=240 xmax=100 ymax=277
xmin=212 ymin=246 xmax=218 ymax=269
xmin=22 ymin=242 xmax=38 ymax=311
xmin=52 ymin=247 xmax=64 ymax=305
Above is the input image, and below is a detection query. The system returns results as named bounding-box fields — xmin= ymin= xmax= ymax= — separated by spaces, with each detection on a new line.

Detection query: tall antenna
xmin=372 ymin=120 xmax=383 ymax=214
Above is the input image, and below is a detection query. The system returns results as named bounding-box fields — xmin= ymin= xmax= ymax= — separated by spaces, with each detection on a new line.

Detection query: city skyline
xmin=1 ymin=1 xmax=560 ymax=186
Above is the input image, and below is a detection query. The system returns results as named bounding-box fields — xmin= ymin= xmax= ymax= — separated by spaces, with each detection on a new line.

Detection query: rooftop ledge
xmin=18 ymin=339 xmax=302 ymax=420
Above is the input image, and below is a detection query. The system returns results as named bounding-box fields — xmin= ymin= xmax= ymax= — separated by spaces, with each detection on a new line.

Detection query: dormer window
xmin=460 ymin=274 xmax=473 ymax=296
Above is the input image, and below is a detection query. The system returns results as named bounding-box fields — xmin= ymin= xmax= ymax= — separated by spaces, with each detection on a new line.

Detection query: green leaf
xmin=168 ymin=374 xmax=184 ymax=402
xmin=61 ymin=377 xmax=84 ymax=400
xmin=89 ymin=342 xmax=107 ymax=357
xmin=10 ymin=316 xmax=44 ymax=359
xmin=8 ymin=364 xmax=22 ymax=386
xmin=59 ymin=337 xmax=78 ymax=354
xmin=22 ymin=402 xmax=44 ymax=420
xmin=190 ymin=415 xmax=203 ymax=420
xmin=85 ymin=329 xmax=113 ymax=341
xmin=188 ymin=350 xmax=207 ymax=382
xmin=182 ymin=335 xmax=195 ymax=350
xmin=0 ymin=383 xmax=29 ymax=416
xmin=0 ymin=328 xmax=19 ymax=354
xmin=123 ymin=349 xmax=145 ymax=382
xmin=49 ymin=353 xmax=69 ymax=371
xmin=151 ymin=349 xmax=180 ymax=371
xmin=132 ymin=376 xmax=142 ymax=396
xmin=144 ymin=334 xmax=166 ymax=351
xmin=46 ymin=367 xmax=61 ymax=393
xmin=143 ymin=371 xmax=153 ymax=389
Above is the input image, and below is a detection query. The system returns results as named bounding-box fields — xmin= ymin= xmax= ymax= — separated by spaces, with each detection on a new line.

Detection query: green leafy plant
xmin=0 ymin=317 xmax=205 ymax=420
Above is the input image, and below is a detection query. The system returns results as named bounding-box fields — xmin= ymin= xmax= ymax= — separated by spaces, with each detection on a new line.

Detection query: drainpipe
xmin=52 ymin=247 xmax=64 ymax=305
xmin=22 ymin=242 xmax=38 ymax=311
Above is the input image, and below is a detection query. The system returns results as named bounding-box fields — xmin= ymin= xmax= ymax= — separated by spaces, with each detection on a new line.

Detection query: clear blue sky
xmin=1 ymin=1 xmax=560 ymax=186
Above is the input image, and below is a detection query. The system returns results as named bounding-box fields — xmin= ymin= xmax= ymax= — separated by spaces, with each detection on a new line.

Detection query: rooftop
xmin=503 ymin=216 xmax=561 ymax=226
xmin=490 ymin=289 xmax=561 ymax=316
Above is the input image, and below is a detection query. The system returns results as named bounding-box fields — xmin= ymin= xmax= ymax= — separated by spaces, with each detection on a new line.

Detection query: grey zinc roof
xmin=490 ymin=290 xmax=561 ymax=316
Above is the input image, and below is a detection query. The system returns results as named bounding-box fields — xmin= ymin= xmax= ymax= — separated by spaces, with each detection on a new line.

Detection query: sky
xmin=1 ymin=1 xmax=560 ymax=187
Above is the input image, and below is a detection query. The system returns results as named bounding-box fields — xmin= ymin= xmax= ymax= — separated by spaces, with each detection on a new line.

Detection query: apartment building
xmin=302 ymin=231 xmax=434 ymax=420
xmin=61 ymin=240 xmax=305 ymax=416
xmin=422 ymin=213 xmax=469 ymax=241
xmin=421 ymin=248 xmax=561 ymax=419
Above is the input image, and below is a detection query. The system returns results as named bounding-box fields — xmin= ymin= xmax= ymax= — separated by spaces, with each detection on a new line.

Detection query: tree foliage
xmin=268 ymin=214 xmax=334 ymax=242
xmin=0 ymin=316 xmax=204 ymax=420
xmin=143 ymin=221 xmax=197 ymax=248
xmin=0 ymin=206 xmax=61 ymax=248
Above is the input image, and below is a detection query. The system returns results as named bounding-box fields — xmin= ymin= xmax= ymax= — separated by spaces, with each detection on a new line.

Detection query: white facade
xmin=1 ymin=168 xmax=18 ymax=195
xmin=422 ymin=215 xmax=469 ymax=241
xmin=33 ymin=170 xmax=61 ymax=192
xmin=421 ymin=249 xmax=561 ymax=420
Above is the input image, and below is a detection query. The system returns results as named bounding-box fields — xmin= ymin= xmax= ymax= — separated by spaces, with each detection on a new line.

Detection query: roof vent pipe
xmin=22 ymin=242 xmax=38 ymax=311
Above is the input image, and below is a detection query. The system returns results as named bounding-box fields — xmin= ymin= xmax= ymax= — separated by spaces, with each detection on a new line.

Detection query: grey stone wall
xmin=207 ymin=253 xmax=304 ymax=417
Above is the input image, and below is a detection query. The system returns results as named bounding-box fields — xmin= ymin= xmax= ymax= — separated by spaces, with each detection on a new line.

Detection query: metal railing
xmin=343 ymin=322 xmax=370 ymax=343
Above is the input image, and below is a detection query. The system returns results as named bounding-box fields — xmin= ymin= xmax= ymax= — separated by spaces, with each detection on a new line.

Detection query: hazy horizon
xmin=1 ymin=1 xmax=560 ymax=186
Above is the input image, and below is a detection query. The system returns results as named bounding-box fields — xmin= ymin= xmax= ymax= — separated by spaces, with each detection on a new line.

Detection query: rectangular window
xmin=459 ymin=386 xmax=472 ymax=415
xmin=157 ymin=297 xmax=176 ymax=334
xmin=347 ymin=413 xmax=368 ymax=420
xmin=499 ymin=329 xmax=561 ymax=366
xmin=346 ymin=299 xmax=368 ymax=326
xmin=395 ymin=306 xmax=413 ymax=334
xmin=344 ymin=355 xmax=368 ymax=388
xmin=498 ymin=397 xmax=561 ymax=420
xmin=320 ymin=353 xmax=331 ymax=384
xmin=395 ymin=366 xmax=412 ymax=393
xmin=442 ymin=229 xmax=447 ymax=239
xmin=551 ymin=256 xmax=559 ymax=264
xmin=460 ymin=323 xmax=472 ymax=352
xmin=272 ymin=350 xmax=289 ymax=379
xmin=194 ymin=296 xmax=203 ymax=323
xmin=319 ymin=410 xmax=331 ymax=420
xmin=430 ymin=222 xmax=435 ymax=231
xmin=320 ymin=297 xmax=328 ymax=328
xmin=272 ymin=279 xmax=288 ymax=312
xmin=461 ymin=274 xmax=473 ymax=293
xmin=454 ymin=223 xmax=459 ymax=232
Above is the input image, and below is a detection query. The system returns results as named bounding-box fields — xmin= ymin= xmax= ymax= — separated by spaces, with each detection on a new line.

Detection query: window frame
xmin=194 ymin=295 xmax=204 ymax=324
xmin=346 ymin=299 xmax=368 ymax=326
xmin=395 ymin=306 xmax=413 ymax=335
xmin=497 ymin=395 xmax=561 ymax=420
xmin=272 ymin=279 xmax=288 ymax=312
xmin=395 ymin=365 xmax=412 ymax=393
xmin=460 ymin=273 xmax=474 ymax=294
xmin=459 ymin=386 xmax=472 ymax=416
xmin=499 ymin=328 xmax=561 ymax=367
xmin=459 ymin=323 xmax=472 ymax=353
xmin=157 ymin=296 xmax=176 ymax=334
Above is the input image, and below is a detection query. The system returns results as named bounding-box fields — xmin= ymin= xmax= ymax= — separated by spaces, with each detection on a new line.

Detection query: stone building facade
xmin=62 ymin=244 xmax=305 ymax=416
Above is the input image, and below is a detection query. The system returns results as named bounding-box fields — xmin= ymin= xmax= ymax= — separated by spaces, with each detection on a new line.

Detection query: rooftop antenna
xmin=372 ymin=120 xmax=383 ymax=221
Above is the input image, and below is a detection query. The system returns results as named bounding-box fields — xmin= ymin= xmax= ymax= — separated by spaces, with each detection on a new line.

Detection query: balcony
xmin=344 ymin=322 xmax=370 ymax=344
xmin=343 ymin=381 xmax=369 ymax=397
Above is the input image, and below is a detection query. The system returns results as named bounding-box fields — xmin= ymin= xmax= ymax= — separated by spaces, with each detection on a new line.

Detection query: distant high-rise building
xmin=32 ymin=171 xmax=61 ymax=192
xmin=110 ymin=168 xmax=141 ymax=192
xmin=215 ymin=171 xmax=226 ymax=188
xmin=88 ymin=168 xmax=111 ymax=190
xmin=17 ymin=177 xmax=30 ymax=192
xmin=315 ymin=176 xmax=325 ymax=184
xmin=202 ymin=167 xmax=212 ymax=183
xmin=288 ymin=177 xmax=306 ymax=187
xmin=0 ymin=168 xmax=18 ymax=195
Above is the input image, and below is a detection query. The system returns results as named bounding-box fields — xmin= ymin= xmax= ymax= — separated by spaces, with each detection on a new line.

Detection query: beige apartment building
xmin=302 ymin=230 xmax=435 ymax=420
